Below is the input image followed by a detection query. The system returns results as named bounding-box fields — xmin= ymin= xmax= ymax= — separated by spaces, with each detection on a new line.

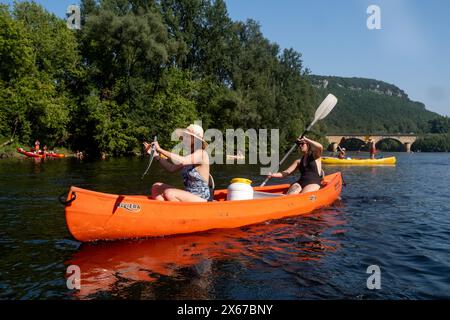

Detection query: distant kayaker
xmin=145 ymin=124 xmax=212 ymax=202
xmin=338 ymin=147 xmax=346 ymax=159
xmin=34 ymin=139 xmax=40 ymax=152
xmin=268 ymin=136 xmax=324 ymax=194
xmin=76 ymin=150 xmax=84 ymax=160
xmin=368 ymin=138 xmax=377 ymax=159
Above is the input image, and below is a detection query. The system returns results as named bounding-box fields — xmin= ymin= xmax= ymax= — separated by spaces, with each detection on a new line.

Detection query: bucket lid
xmin=230 ymin=178 xmax=252 ymax=185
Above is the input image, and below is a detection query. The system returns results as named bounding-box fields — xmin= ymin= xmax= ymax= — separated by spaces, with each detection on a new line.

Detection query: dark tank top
xmin=298 ymin=153 xmax=322 ymax=187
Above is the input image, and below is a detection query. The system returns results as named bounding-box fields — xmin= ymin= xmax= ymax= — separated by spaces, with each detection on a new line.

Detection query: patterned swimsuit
xmin=182 ymin=165 xmax=211 ymax=201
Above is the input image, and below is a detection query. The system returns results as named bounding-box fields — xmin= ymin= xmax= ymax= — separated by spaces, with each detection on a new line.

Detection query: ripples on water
xmin=0 ymin=153 xmax=449 ymax=299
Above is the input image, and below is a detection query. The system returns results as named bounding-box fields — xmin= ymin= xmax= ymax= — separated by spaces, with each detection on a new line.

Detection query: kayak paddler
xmin=368 ymin=138 xmax=377 ymax=159
xmin=267 ymin=136 xmax=324 ymax=195
xmin=34 ymin=139 xmax=40 ymax=153
xmin=338 ymin=147 xmax=346 ymax=159
xmin=144 ymin=124 xmax=212 ymax=202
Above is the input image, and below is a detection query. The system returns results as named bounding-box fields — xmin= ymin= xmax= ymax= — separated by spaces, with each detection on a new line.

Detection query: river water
xmin=0 ymin=152 xmax=449 ymax=299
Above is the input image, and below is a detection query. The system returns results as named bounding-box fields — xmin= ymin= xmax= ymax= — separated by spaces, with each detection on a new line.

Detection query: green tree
xmin=0 ymin=3 xmax=74 ymax=145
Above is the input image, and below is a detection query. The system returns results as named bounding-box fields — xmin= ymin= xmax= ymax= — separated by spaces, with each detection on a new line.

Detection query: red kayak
xmin=16 ymin=147 xmax=65 ymax=158
xmin=46 ymin=152 xmax=65 ymax=158
xmin=17 ymin=147 xmax=45 ymax=158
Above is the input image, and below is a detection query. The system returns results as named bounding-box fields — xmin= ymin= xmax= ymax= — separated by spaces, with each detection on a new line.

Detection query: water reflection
xmin=67 ymin=206 xmax=346 ymax=299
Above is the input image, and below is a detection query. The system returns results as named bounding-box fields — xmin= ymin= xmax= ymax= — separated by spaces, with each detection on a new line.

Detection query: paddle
xmin=141 ymin=136 xmax=157 ymax=180
xmin=260 ymin=94 xmax=338 ymax=187
xmin=337 ymin=137 xmax=346 ymax=153
xmin=332 ymin=137 xmax=345 ymax=156
xmin=356 ymin=137 xmax=369 ymax=156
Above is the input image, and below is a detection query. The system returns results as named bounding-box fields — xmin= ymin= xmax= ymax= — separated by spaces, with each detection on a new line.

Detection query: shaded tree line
xmin=412 ymin=117 xmax=450 ymax=152
xmin=0 ymin=0 xmax=319 ymax=156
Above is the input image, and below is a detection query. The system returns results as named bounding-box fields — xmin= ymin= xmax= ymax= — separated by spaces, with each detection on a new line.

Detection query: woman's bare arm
xmin=157 ymin=157 xmax=183 ymax=172
xmin=270 ymin=159 xmax=300 ymax=178
xmin=158 ymin=148 xmax=208 ymax=166
xmin=303 ymin=137 xmax=323 ymax=159
xmin=143 ymin=142 xmax=182 ymax=172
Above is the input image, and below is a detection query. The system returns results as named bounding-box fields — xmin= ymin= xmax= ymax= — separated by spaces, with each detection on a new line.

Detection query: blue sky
xmin=2 ymin=0 xmax=449 ymax=116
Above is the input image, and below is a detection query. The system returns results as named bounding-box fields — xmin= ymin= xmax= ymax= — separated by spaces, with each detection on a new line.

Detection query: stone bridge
xmin=326 ymin=134 xmax=418 ymax=152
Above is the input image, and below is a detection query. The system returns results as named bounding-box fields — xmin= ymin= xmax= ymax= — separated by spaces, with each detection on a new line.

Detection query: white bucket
xmin=227 ymin=178 xmax=254 ymax=201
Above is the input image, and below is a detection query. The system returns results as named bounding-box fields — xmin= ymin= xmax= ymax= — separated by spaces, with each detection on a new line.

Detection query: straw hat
xmin=175 ymin=124 xmax=207 ymax=144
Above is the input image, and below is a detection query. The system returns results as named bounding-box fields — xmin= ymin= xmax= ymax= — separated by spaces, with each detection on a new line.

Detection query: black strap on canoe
xmin=208 ymin=174 xmax=215 ymax=202
xmin=59 ymin=191 xmax=76 ymax=206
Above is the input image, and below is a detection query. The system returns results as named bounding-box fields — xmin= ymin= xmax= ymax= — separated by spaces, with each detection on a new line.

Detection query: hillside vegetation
xmin=310 ymin=75 xmax=441 ymax=135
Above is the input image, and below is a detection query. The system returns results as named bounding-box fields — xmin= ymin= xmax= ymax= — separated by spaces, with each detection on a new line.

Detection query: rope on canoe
xmin=59 ymin=191 xmax=76 ymax=206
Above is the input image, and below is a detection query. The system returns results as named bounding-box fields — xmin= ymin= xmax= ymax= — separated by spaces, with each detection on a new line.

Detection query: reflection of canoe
xmin=322 ymin=156 xmax=396 ymax=165
xmin=67 ymin=208 xmax=345 ymax=298
xmin=17 ymin=147 xmax=45 ymax=158
xmin=64 ymin=172 xmax=343 ymax=242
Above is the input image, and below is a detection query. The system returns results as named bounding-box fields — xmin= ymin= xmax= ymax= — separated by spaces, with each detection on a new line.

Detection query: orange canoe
xmin=64 ymin=172 xmax=343 ymax=242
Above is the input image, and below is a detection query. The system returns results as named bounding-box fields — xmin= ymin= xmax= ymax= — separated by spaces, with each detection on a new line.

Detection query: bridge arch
xmin=376 ymin=138 xmax=404 ymax=152
xmin=326 ymin=134 xmax=417 ymax=152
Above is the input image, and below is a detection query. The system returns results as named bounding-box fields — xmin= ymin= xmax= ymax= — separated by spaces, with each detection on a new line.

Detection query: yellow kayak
xmin=322 ymin=156 xmax=396 ymax=165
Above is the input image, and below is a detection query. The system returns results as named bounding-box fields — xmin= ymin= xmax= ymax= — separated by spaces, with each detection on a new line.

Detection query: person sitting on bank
xmin=267 ymin=136 xmax=324 ymax=195
xmin=144 ymin=124 xmax=212 ymax=202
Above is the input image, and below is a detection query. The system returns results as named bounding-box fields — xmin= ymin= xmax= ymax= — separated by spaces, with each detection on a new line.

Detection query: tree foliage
xmin=1 ymin=1 xmax=446 ymax=156
xmin=0 ymin=3 xmax=76 ymax=146
xmin=412 ymin=134 xmax=450 ymax=152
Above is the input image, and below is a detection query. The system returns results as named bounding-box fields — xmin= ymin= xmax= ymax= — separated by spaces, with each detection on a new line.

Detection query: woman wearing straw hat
xmin=143 ymin=124 xmax=212 ymax=202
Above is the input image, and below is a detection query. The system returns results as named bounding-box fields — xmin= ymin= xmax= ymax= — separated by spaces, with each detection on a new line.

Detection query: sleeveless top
xmin=182 ymin=165 xmax=212 ymax=201
xmin=298 ymin=153 xmax=322 ymax=187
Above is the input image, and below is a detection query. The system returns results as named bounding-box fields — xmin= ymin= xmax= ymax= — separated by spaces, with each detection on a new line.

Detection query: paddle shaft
xmin=259 ymin=130 xmax=306 ymax=187
xmin=141 ymin=136 xmax=157 ymax=180
xmin=259 ymin=94 xmax=338 ymax=187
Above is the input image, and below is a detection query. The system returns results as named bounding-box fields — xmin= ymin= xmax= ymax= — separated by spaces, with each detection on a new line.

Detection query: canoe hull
xmin=17 ymin=148 xmax=45 ymax=158
xmin=65 ymin=173 xmax=343 ymax=242
xmin=47 ymin=153 xmax=65 ymax=158
xmin=322 ymin=156 xmax=396 ymax=165
xmin=16 ymin=147 xmax=65 ymax=158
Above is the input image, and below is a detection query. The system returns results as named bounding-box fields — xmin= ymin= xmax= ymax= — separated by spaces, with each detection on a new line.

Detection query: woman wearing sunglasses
xmin=268 ymin=136 xmax=324 ymax=195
